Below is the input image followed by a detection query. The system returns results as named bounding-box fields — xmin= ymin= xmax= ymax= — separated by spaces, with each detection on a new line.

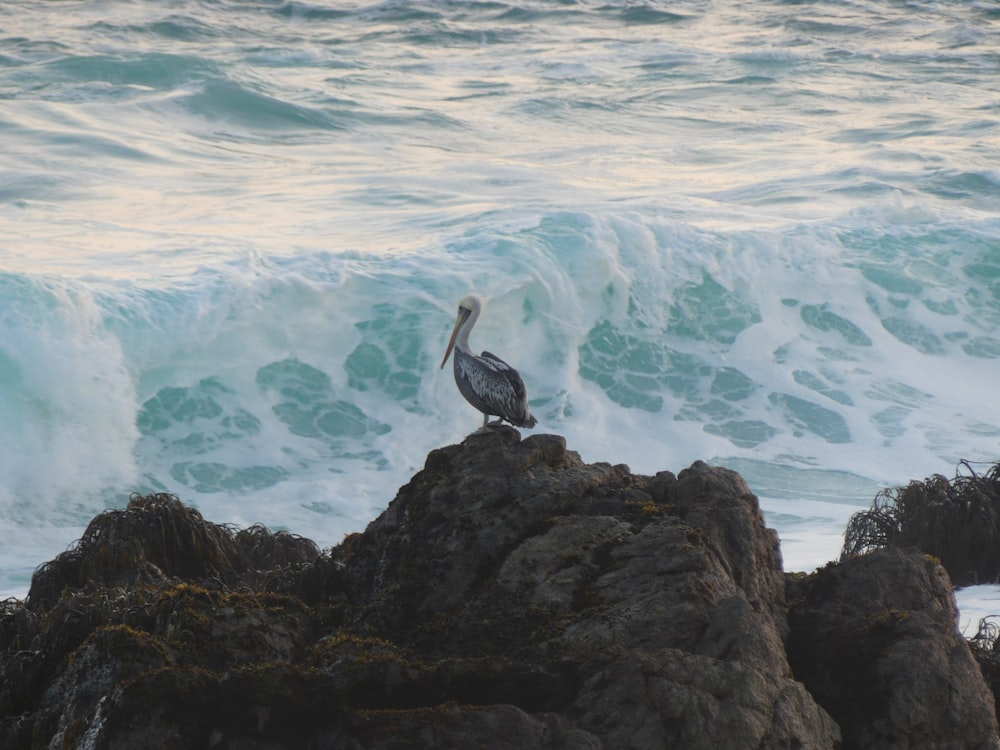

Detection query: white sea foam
xmin=956 ymin=585 xmax=1000 ymax=638
xmin=2 ymin=204 xmax=998 ymax=602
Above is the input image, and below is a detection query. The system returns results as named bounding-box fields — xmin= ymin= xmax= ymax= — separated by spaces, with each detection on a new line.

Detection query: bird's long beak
xmin=440 ymin=308 xmax=469 ymax=368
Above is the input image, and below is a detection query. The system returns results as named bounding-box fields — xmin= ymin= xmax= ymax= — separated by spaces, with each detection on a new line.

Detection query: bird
xmin=440 ymin=293 xmax=537 ymax=430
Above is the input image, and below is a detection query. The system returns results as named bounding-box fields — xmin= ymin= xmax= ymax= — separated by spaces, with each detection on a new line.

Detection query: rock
xmin=788 ymin=546 xmax=1000 ymax=750
xmin=570 ymin=648 xmax=836 ymax=749
xmin=0 ymin=427 xmax=995 ymax=749
xmin=90 ymin=666 xmax=599 ymax=750
xmin=40 ymin=625 xmax=170 ymax=749
xmin=331 ymin=429 xmax=839 ymax=749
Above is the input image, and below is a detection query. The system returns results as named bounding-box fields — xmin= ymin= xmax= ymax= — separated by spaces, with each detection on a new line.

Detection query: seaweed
xmin=841 ymin=461 xmax=1000 ymax=586
xmin=969 ymin=615 xmax=1000 ymax=717
xmin=27 ymin=493 xmax=323 ymax=609
xmin=969 ymin=615 xmax=1000 ymax=655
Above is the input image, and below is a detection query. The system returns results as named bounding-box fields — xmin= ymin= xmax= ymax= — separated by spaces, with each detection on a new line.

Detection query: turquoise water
xmin=2 ymin=0 xmax=999 ymax=601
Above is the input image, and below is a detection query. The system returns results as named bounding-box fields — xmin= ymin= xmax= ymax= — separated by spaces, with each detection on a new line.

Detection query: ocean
xmin=2 ymin=0 xmax=999 ymax=631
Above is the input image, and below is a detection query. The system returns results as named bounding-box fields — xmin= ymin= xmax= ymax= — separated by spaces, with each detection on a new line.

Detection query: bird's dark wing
xmin=480 ymin=350 xmax=527 ymax=401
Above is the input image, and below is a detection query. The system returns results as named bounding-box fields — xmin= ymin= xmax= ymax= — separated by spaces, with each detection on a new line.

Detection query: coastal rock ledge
xmin=2 ymin=428 xmax=998 ymax=749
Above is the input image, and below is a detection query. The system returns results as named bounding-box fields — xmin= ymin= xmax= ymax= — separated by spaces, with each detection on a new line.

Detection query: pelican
xmin=440 ymin=294 xmax=537 ymax=430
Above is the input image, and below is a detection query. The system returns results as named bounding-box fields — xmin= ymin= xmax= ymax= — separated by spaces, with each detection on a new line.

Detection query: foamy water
xmin=2 ymin=1 xmax=999 ymax=614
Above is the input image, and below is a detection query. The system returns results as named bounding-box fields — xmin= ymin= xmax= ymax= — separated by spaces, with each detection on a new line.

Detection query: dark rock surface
xmin=788 ymin=547 xmax=999 ymax=750
xmin=1 ymin=427 xmax=996 ymax=749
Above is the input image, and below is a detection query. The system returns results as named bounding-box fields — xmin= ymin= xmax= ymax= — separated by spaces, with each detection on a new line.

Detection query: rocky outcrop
xmin=1 ymin=427 xmax=996 ymax=749
xmin=789 ymin=547 xmax=999 ymax=750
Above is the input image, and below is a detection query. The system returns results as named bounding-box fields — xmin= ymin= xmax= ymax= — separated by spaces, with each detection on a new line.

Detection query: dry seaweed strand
xmin=969 ymin=614 xmax=1000 ymax=717
xmin=841 ymin=460 xmax=1000 ymax=586
xmin=969 ymin=615 xmax=1000 ymax=654
xmin=27 ymin=493 xmax=323 ymax=609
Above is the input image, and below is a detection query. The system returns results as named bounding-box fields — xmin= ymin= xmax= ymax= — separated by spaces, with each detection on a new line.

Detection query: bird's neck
xmin=454 ymin=326 xmax=472 ymax=354
xmin=455 ymin=308 xmax=478 ymax=354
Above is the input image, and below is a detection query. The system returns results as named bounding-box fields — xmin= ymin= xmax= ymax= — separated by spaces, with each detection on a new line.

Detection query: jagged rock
xmin=330 ymin=429 xmax=839 ymax=748
xmin=788 ymin=546 xmax=1000 ymax=750
xmin=41 ymin=625 xmax=170 ymax=749
xmin=85 ymin=665 xmax=600 ymax=750
xmin=0 ymin=428 xmax=995 ymax=748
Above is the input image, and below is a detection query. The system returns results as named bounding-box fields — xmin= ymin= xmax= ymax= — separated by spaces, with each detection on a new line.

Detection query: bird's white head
xmin=458 ymin=293 xmax=484 ymax=317
xmin=440 ymin=293 xmax=486 ymax=368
